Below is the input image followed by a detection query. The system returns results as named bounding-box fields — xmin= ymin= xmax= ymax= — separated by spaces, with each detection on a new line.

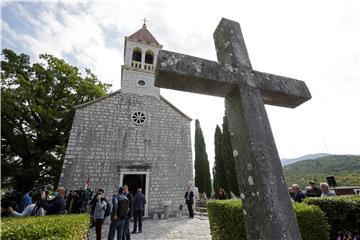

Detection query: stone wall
xmin=59 ymin=92 xmax=193 ymax=216
xmin=121 ymin=66 xmax=160 ymax=97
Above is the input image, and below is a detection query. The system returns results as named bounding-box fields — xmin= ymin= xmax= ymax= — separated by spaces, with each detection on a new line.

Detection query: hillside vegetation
xmin=283 ymin=155 xmax=360 ymax=188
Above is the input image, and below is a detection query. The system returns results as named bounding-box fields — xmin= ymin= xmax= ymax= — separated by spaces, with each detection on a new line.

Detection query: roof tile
xmin=128 ymin=24 xmax=160 ymax=46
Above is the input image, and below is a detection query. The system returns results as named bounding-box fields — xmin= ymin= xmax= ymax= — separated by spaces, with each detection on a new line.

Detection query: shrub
xmin=207 ymin=199 xmax=246 ymax=240
xmin=207 ymin=199 xmax=329 ymax=240
xmin=0 ymin=214 xmax=89 ymax=240
xmin=294 ymin=203 xmax=330 ymax=240
xmin=303 ymin=195 xmax=360 ymax=239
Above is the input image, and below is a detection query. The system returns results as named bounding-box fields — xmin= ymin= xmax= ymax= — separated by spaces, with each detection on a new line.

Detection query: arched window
xmin=145 ymin=50 xmax=154 ymax=64
xmin=132 ymin=48 xmax=142 ymax=62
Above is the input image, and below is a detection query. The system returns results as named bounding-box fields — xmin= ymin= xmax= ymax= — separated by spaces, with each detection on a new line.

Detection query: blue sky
xmin=1 ymin=1 xmax=360 ymax=168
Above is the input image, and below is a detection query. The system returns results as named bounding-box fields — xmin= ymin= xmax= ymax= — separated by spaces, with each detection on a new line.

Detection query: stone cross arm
xmin=155 ymin=50 xmax=311 ymax=108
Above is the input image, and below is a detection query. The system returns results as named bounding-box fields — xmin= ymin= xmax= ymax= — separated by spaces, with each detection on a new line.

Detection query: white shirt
xmin=12 ymin=203 xmax=45 ymax=217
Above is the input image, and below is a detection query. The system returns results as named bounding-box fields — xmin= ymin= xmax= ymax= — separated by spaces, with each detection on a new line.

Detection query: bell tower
xmin=121 ymin=23 xmax=162 ymax=97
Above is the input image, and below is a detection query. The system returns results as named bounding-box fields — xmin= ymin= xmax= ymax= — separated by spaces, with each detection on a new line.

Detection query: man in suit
xmin=184 ymin=186 xmax=194 ymax=218
xmin=132 ymin=188 xmax=146 ymax=234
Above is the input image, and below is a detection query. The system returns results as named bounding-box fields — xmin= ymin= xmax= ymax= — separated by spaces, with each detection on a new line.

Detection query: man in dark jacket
xmin=40 ymin=187 xmax=66 ymax=215
xmin=122 ymin=185 xmax=133 ymax=240
xmin=132 ymin=188 xmax=146 ymax=234
xmin=108 ymin=187 xmax=127 ymax=240
xmin=306 ymin=180 xmax=322 ymax=197
xmin=291 ymin=184 xmax=306 ymax=203
xmin=184 ymin=186 xmax=194 ymax=218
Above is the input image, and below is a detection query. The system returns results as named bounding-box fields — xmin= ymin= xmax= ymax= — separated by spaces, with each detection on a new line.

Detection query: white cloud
xmin=1 ymin=20 xmax=20 ymax=48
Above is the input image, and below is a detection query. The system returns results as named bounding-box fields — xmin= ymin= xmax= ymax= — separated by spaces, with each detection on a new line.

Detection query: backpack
xmin=103 ymin=199 xmax=111 ymax=218
xmin=117 ymin=196 xmax=129 ymax=218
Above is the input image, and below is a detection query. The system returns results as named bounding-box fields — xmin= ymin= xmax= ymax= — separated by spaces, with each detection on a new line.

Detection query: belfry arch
xmin=145 ymin=50 xmax=154 ymax=64
xmin=132 ymin=47 xmax=142 ymax=62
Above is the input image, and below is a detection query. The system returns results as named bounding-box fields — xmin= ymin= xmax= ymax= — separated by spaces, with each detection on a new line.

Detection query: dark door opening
xmin=122 ymin=174 xmax=146 ymax=197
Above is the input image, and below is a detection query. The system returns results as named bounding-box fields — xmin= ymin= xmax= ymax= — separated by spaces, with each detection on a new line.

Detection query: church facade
xmin=59 ymin=24 xmax=193 ymax=217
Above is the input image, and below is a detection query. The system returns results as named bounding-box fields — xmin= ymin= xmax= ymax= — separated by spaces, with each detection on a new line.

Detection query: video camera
xmin=30 ymin=184 xmax=53 ymax=201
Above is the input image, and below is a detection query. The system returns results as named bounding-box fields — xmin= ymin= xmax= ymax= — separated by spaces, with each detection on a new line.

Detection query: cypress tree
xmin=213 ymin=125 xmax=228 ymax=196
xmin=194 ymin=119 xmax=212 ymax=197
xmin=222 ymin=116 xmax=240 ymax=196
xmin=212 ymin=166 xmax=218 ymax=197
xmin=204 ymin=153 xmax=212 ymax=198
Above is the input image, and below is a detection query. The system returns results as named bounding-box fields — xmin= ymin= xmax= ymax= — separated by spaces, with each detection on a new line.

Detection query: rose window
xmin=131 ymin=111 xmax=146 ymax=124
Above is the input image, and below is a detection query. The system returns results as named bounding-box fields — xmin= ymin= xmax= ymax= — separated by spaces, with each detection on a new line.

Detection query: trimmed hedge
xmin=303 ymin=195 xmax=360 ymax=239
xmin=207 ymin=200 xmax=246 ymax=240
xmin=0 ymin=214 xmax=89 ymax=240
xmin=207 ymin=199 xmax=329 ymax=240
xmin=294 ymin=203 xmax=330 ymax=240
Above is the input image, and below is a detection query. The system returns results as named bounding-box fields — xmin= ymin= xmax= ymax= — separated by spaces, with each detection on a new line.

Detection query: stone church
xmin=59 ymin=23 xmax=193 ymax=217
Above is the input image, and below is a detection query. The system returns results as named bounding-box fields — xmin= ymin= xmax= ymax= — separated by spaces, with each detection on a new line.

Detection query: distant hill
xmin=281 ymin=153 xmax=331 ymax=166
xmin=283 ymin=155 xmax=360 ymax=188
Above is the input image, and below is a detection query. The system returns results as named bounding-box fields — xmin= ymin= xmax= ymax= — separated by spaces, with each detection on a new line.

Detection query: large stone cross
xmin=155 ymin=18 xmax=311 ymax=239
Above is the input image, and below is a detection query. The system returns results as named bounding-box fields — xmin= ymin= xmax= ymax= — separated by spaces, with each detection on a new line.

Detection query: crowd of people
xmin=94 ymin=185 xmax=146 ymax=240
xmin=289 ymin=180 xmax=336 ymax=203
xmin=1 ymin=187 xmax=96 ymax=218
xmin=67 ymin=188 xmax=93 ymax=214
xmin=1 ymin=185 xmax=147 ymax=240
xmin=211 ymin=180 xmax=336 ymax=203
xmin=1 ymin=186 xmax=67 ymax=217
xmin=1 ymin=181 xmax=353 ymax=240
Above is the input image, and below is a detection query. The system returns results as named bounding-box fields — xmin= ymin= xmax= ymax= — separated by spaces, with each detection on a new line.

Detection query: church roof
xmin=127 ymin=24 xmax=160 ymax=46
xmin=73 ymin=90 xmax=192 ymax=121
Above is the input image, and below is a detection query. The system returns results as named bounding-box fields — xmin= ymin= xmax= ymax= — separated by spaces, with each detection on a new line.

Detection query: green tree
xmin=221 ymin=116 xmax=239 ymax=196
xmin=213 ymin=125 xmax=228 ymax=196
xmin=1 ymin=49 xmax=111 ymax=192
xmin=194 ymin=119 xmax=212 ymax=197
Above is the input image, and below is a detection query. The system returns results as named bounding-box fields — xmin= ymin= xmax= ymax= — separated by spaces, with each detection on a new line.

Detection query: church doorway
xmin=123 ymin=174 xmax=146 ymax=197
xmin=119 ymin=169 xmax=150 ymax=217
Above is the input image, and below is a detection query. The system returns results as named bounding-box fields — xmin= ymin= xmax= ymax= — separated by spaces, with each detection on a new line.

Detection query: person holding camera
xmin=90 ymin=188 xmax=109 ymax=240
xmin=8 ymin=192 xmax=45 ymax=217
xmin=40 ymin=186 xmax=66 ymax=215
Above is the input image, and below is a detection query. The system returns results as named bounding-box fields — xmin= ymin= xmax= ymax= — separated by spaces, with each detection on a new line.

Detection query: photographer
xmin=90 ymin=189 xmax=109 ymax=240
xmin=9 ymin=191 xmax=45 ymax=217
xmin=40 ymin=187 xmax=66 ymax=215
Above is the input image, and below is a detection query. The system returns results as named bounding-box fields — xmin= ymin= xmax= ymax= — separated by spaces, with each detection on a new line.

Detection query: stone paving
xmin=89 ymin=216 xmax=211 ymax=240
